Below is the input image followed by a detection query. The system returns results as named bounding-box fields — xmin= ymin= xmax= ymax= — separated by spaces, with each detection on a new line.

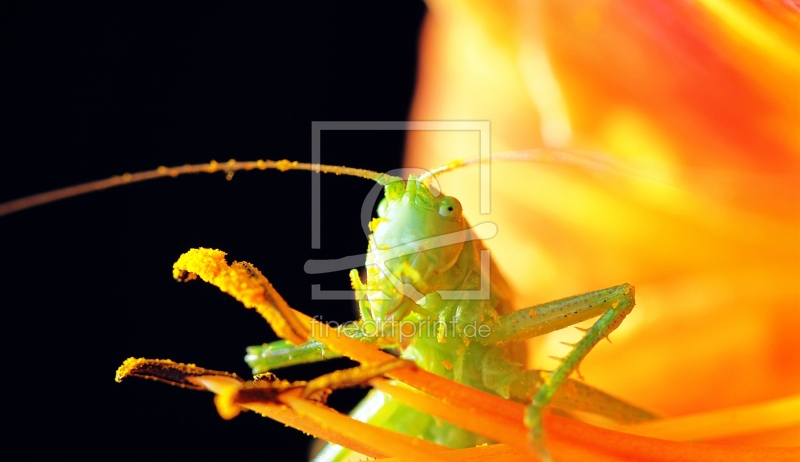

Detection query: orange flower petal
xmin=405 ymin=0 xmax=800 ymax=450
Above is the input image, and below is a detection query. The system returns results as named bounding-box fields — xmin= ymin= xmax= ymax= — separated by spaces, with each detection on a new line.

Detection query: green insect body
xmin=352 ymin=175 xmax=511 ymax=451
xmin=244 ymin=164 xmax=658 ymax=462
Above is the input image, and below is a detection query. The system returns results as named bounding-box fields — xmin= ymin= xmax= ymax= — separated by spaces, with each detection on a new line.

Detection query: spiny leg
xmin=483 ymin=283 xmax=635 ymax=344
xmin=482 ymin=284 xmax=638 ymax=460
xmin=480 ymin=347 xmax=658 ymax=425
xmin=537 ymin=286 xmax=634 ymax=459
xmin=549 ymin=376 xmax=659 ymax=424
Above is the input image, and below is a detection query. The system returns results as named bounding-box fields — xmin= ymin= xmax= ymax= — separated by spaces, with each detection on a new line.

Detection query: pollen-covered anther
xmin=157 ymin=365 xmax=338 ymax=421
xmin=115 ymin=357 xmax=242 ymax=390
xmin=172 ymin=248 xmax=310 ymax=345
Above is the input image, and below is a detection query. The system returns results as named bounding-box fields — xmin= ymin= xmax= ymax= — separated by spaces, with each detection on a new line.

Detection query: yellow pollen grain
xmin=275 ymin=159 xmax=297 ymax=172
xmin=115 ymin=357 xmax=207 ymax=384
xmin=115 ymin=357 xmax=150 ymax=382
xmin=447 ymin=159 xmax=465 ymax=170
xmin=437 ymin=323 xmax=446 ymax=343
xmin=368 ymin=218 xmax=388 ymax=233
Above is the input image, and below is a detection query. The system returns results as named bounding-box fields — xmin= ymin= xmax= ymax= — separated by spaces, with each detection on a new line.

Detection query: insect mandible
xmin=0 ymin=151 xmax=659 ymax=462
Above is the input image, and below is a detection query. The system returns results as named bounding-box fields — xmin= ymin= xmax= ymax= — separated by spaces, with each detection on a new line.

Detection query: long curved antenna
xmin=0 ymin=159 xmax=403 ymax=217
xmin=420 ymin=149 xmax=668 ymax=186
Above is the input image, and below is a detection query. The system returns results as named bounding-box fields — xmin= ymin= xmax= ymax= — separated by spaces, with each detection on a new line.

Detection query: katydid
xmin=0 ymin=150 xmax=658 ymax=461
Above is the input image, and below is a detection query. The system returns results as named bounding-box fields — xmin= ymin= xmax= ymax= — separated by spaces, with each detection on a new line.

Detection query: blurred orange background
xmin=405 ymin=0 xmax=800 ymax=444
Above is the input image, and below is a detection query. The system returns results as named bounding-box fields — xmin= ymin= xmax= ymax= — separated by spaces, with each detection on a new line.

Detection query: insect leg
xmin=245 ymin=322 xmax=399 ymax=374
xmin=245 ymin=339 xmax=345 ymax=374
xmin=535 ymin=286 xmax=635 ymax=459
xmin=480 ymin=348 xmax=657 ymax=424
xmin=479 ymin=284 xmax=637 ymax=459
xmin=483 ymin=283 xmax=634 ymax=345
xmin=548 ymin=376 xmax=659 ymax=424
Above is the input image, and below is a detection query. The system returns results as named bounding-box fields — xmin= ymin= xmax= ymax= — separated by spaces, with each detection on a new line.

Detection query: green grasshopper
xmin=0 ymin=151 xmax=657 ymax=461
xmin=241 ymin=153 xmax=659 ymax=462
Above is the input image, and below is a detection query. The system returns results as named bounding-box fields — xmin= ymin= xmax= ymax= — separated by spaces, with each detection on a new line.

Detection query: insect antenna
xmin=0 ymin=159 xmax=403 ymax=217
xmin=420 ymin=148 xmax=668 ymax=186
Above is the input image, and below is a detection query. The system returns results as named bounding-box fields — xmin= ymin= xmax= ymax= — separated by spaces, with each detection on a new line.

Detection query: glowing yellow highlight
xmin=698 ymin=0 xmax=800 ymax=72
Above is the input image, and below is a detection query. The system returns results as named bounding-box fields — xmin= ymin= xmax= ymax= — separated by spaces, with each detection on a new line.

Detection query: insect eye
xmin=438 ymin=197 xmax=462 ymax=220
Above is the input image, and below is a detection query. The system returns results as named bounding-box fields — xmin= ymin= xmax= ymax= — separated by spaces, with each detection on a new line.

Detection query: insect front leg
xmin=482 ymin=284 xmax=640 ymax=459
xmin=246 ymin=322 xmax=400 ymax=374
xmin=246 ymin=339 xmax=345 ymax=374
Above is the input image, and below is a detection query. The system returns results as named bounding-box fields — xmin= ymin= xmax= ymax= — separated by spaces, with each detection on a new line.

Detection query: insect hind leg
xmin=548 ymin=376 xmax=659 ymax=425
xmin=481 ymin=346 xmax=657 ymax=425
xmin=529 ymin=286 xmax=635 ymax=459
xmin=481 ymin=284 xmax=644 ymax=459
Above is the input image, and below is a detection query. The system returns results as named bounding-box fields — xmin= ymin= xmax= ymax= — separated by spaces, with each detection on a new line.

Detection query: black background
xmin=1 ymin=2 xmax=426 ymax=459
